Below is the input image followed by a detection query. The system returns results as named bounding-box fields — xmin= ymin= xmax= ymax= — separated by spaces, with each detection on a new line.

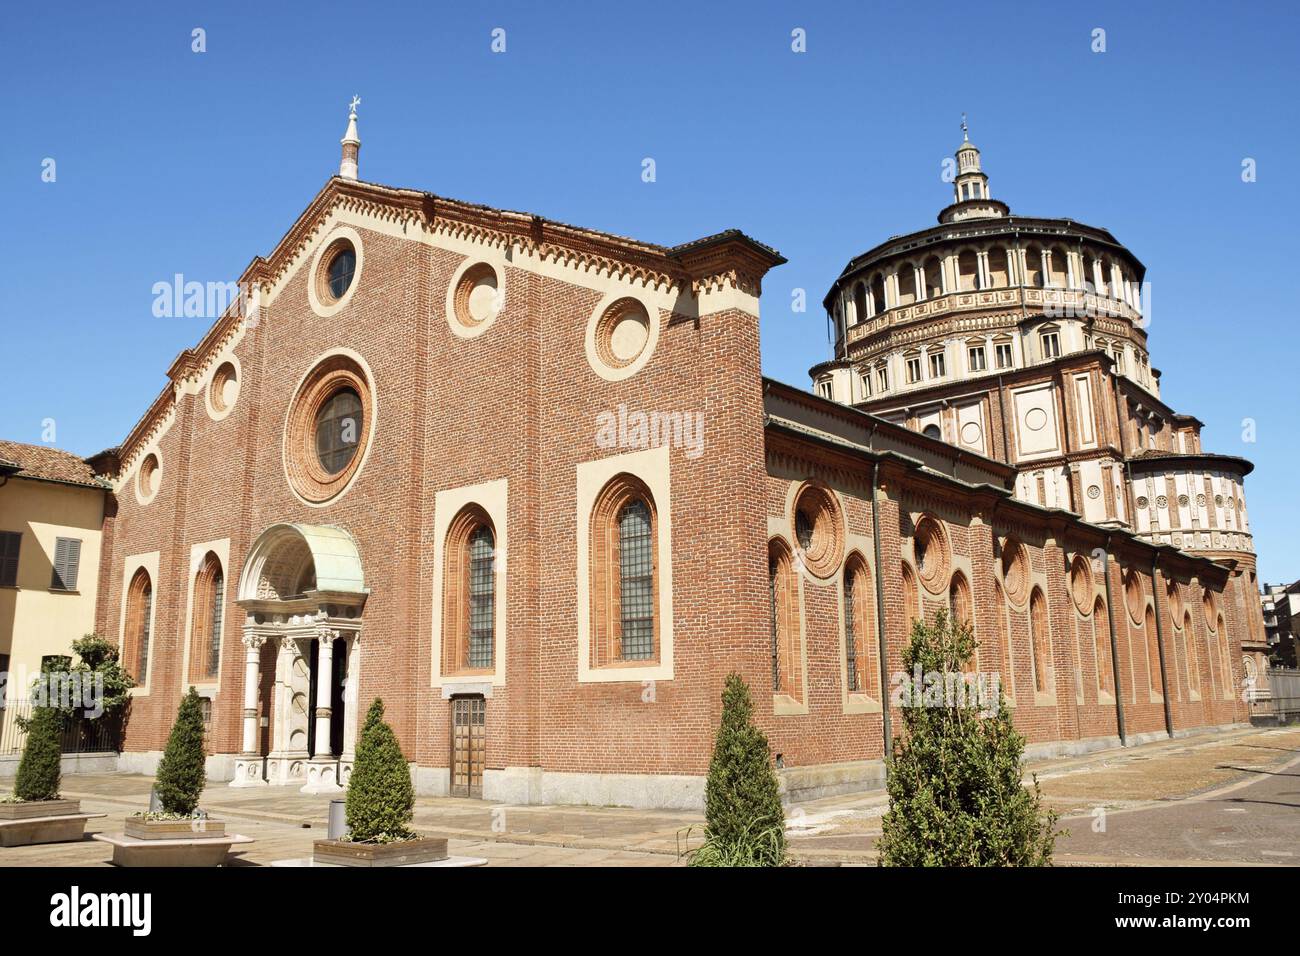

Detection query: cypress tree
xmin=13 ymin=706 xmax=63 ymax=802
xmin=878 ymin=610 xmax=1059 ymax=866
xmin=154 ymin=687 xmax=207 ymax=816
xmin=697 ymin=673 xmax=786 ymax=866
xmin=344 ymin=698 xmax=415 ymax=843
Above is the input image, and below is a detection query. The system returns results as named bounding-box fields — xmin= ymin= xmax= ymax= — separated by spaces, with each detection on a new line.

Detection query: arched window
xmin=591 ymin=476 xmax=658 ymax=668
xmin=1048 ymin=246 xmax=1070 ymax=288
xmin=1183 ymin=611 xmax=1200 ymax=697
xmin=957 ymin=249 xmax=978 ymax=292
xmin=844 ymin=554 xmax=875 ymax=696
xmin=1217 ymin=615 xmax=1230 ymax=699
xmin=948 ymin=571 xmax=974 ymax=668
xmin=1029 ymin=587 xmax=1050 ymax=694
xmin=987 ymin=247 xmax=1009 ymax=287
xmin=852 ymin=282 xmax=867 ymax=324
xmin=923 ymin=256 xmax=943 ymax=298
xmin=870 ymin=274 xmax=886 ymax=316
xmin=901 ymin=562 xmax=920 ymax=631
xmin=896 ymin=265 xmax=917 ymax=306
xmin=124 ymin=568 xmax=153 ymax=685
xmin=994 ymin=579 xmax=1010 ymax=688
xmin=1145 ymin=606 xmax=1161 ymax=694
xmin=1023 ymin=245 xmax=1044 ymax=288
xmin=444 ymin=506 xmax=497 ymax=674
xmin=1094 ymin=597 xmax=1112 ymax=695
xmin=189 ymin=553 xmax=224 ymax=683
xmin=769 ymin=539 xmax=801 ymax=699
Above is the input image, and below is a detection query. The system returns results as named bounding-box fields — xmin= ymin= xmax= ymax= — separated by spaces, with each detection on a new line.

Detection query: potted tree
xmin=312 ymin=698 xmax=448 ymax=866
xmin=683 ymin=673 xmax=788 ymax=867
xmin=94 ymin=688 xmax=252 ymax=865
xmin=0 ymin=705 xmax=104 ymax=846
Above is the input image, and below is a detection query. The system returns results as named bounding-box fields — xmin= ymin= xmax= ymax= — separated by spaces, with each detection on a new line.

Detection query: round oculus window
xmin=453 ymin=262 xmax=502 ymax=330
xmin=1000 ymin=538 xmax=1029 ymax=606
xmin=137 ymin=452 xmax=161 ymax=502
xmin=285 ymin=353 xmax=374 ymax=504
xmin=790 ymin=481 xmax=844 ymax=579
xmin=315 ymin=387 xmax=363 ymax=475
xmin=209 ymin=361 xmax=239 ymax=415
xmin=596 ymin=299 xmax=652 ymax=369
xmin=317 ymin=240 xmax=357 ymax=304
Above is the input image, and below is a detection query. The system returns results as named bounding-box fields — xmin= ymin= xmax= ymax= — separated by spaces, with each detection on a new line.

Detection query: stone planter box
xmin=124 ymin=817 xmax=226 ymax=841
xmin=0 ymin=799 xmax=82 ymax=820
xmin=0 ymin=800 xmax=104 ymax=848
xmin=312 ymin=836 xmax=449 ymax=867
xmin=93 ymin=831 xmax=253 ymax=867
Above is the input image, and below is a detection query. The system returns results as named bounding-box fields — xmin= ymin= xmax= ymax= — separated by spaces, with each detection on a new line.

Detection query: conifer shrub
xmin=692 ymin=673 xmax=786 ymax=867
xmin=12 ymin=706 xmax=63 ymax=802
xmin=344 ymin=698 xmax=416 ymax=843
xmin=153 ymin=687 xmax=207 ymax=817
xmin=878 ymin=611 xmax=1059 ymax=866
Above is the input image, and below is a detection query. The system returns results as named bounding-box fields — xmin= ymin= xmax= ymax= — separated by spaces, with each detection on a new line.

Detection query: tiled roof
xmin=0 ymin=440 xmax=104 ymax=488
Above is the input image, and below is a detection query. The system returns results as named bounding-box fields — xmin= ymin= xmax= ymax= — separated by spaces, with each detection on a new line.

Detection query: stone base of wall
xmin=116 ymin=749 xmax=238 ymax=782
xmin=0 ymin=751 xmax=118 ymax=780
xmin=778 ymin=759 xmax=885 ymax=803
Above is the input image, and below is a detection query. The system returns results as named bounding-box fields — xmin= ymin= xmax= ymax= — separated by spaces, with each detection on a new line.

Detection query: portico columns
xmin=229 ymin=630 xmax=268 ymax=787
xmin=301 ymin=626 xmax=344 ymax=793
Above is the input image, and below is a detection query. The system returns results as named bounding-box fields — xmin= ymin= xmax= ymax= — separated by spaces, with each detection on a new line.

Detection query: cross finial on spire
xmin=961 ymin=113 xmax=968 ymax=141
xmin=349 ymin=94 xmax=361 ymax=116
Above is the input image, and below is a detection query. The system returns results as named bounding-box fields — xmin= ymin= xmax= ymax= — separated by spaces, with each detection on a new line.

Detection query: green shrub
xmin=877 ymin=611 xmax=1059 ymax=866
xmin=694 ymin=673 xmax=786 ymax=867
xmin=154 ymin=687 xmax=207 ymax=816
xmin=345 ymin=699 xmax=415 ymax=843
xmin=13 ymin=706 xmax=63 ymax=802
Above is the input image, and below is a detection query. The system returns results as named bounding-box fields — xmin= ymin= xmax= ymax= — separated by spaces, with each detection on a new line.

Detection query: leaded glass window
xmin=315 ymin=388 xmax=362 ymax=474
xmin=468 ymin=525 xmax=495 ymax=668
xmin=618 ymin=500 xmax=653 ymax=660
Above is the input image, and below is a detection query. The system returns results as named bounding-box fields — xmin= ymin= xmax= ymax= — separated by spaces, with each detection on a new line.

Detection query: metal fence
xmin=0 ymin=700 xmax=121 ymax=756
xmin=1249 ymin=668 xmax=1300 ymax=723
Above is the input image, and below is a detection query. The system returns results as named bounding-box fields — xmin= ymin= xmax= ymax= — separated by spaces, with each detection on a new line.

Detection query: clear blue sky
xmin=3 ymin=1 xmax=1297 ymax=581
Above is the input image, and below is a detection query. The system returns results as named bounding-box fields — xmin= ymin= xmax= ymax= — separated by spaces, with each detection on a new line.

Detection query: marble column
xmin=229 ymin=630 xmax=267 ymax=787
xmin=301 ymin=627 xmax=343 ymax=793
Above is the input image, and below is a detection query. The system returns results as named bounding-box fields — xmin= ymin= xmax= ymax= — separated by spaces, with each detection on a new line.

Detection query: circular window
xmin=207 ymin=360 xmax=240 ymax=419
xmin=1000 ymin=538 xmax=1029 ymax=606
xmin=307 ymin=228 xmax=364 ymax=318
xmin=913 ymin=515 xmax=951 ymax=594
xmin=1136 ymin=496 xmax=1149 ymax=509
xmin=1070 ymin=555 xmax=1093 ymax=614
xmin=1124 ymin=569 xmax=1146 ymax=624
xmin=284 ymin=352 xmax=374 ymax=504
xmin=791 ymin=481 xmax=844 ymax=579
xmin=598 ymin=299 xmax=650 ymax=368
xmin=320 ymin=241 xmax=356 ymax=303
xmin=585 ymin=294 xmax=659 ymax=381
xmin=449 ymin=261 xmax=504 ymax=335
xmin=136 ymin=452 xmax=161 ymax=504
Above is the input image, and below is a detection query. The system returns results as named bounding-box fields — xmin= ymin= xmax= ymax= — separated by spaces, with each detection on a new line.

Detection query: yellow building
xmin=0 ymin=440 xmax=110 ymax=751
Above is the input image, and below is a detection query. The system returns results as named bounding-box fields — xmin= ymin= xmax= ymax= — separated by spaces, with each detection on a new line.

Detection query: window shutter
xmin=50 ymin=537 xmax=81 ymax=591
xmin=0 ymin=531 xmax=19 ymax=587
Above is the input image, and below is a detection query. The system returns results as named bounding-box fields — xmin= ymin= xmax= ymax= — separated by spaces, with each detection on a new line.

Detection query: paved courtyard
xmin=2 ymin=725 xmax=1297 ymax=866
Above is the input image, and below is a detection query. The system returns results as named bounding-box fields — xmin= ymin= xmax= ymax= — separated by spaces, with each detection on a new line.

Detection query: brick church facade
xmin=90 ymin=111 xmax=1257 ymax=807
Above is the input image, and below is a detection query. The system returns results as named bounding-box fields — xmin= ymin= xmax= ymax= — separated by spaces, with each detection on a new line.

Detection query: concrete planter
xmin=0 ymin=800 xmax=104 ymax=847
xmin=93 ymin=830 xmax=253 ymax=867
xmin=124 ymin=816 xmax=226 ymax=841
xmin=312 ymin=836 xmax=449 ymax=867
xmin=0 ymin=798 xmax=81 ymax=820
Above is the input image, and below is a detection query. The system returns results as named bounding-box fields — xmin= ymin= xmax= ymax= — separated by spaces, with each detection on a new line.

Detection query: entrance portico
xmin=230 ymin=523 xmax=368 ymax=793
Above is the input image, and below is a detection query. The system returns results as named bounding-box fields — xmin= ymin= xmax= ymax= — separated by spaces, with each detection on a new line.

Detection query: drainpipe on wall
xmin=1151 ymin=553 xmax=1175 ymax=738
xmin=1102 ymin=535 xmax=1127 ymax=745
xmin=869 ymin=448 xmax=892 ymax=757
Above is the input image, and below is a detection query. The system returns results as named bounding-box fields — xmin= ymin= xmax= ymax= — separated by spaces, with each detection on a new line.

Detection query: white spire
xmin=339 ymin=95 xmax=361 ymax=180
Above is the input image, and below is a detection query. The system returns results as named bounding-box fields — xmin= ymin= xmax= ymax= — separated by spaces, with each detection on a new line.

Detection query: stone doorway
xmin=230 ymin=522 xmax=368 ymax=793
